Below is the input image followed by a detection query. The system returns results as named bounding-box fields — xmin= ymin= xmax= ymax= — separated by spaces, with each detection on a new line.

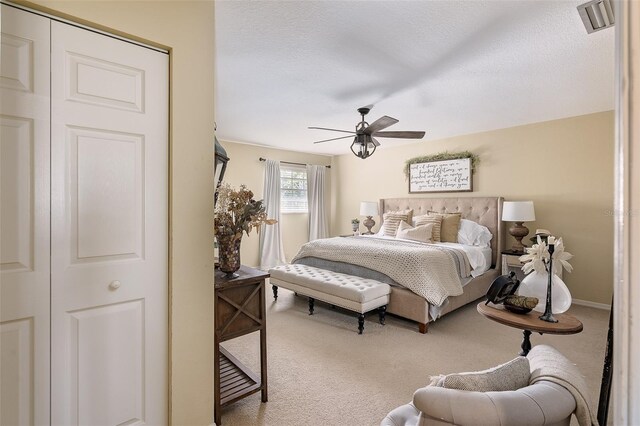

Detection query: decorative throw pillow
xmin=458 ymin=219 xmax=493 ymax=247
xmin=431 ymin=356 xmax=530 ymax=392
xmin=427 ymin=211 xmax=462 ymax=243
xmin=396 ymin=221 xmax=434 ymax=243
xmin=382 ymin=209 xmax=414 ymax=237
xmin=414 ymin=214 xmax=443 ymax=242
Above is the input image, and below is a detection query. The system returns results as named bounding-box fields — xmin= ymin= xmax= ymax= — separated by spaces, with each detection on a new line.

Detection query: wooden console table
xmin=214 ymin=265 xmax=269 ymax=425
xmin=477 ymin=302 xmax=583 ymax=356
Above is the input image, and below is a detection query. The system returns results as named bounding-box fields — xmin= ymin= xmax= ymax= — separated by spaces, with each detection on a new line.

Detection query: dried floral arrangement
xmin=403 ymin=151 xmax=479 ymax=180
xmin=519 ymin=236 xmax=573 ymax=275
xmin=214 ymin=183 xmax=276 ymax=238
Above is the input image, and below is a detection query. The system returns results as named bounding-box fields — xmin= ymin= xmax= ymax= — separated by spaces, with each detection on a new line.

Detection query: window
xmin=280 ymin=165 xmax=308 ymax=213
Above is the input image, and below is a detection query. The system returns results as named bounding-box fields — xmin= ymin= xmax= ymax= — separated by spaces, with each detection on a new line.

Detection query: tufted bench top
xmin=269 ymin=264 xmax=390 ymax=303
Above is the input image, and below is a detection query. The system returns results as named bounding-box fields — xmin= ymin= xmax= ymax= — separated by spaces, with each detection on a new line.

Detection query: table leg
xmin=214 ymin=338 xmax=221 ymax=425
xmin=261 ymin=282 xmax=268 ymax=403
xmin=520 ymin=330 xmax=532 ymax=356
xmin=260 ymin=326 xmax=268 ymax=402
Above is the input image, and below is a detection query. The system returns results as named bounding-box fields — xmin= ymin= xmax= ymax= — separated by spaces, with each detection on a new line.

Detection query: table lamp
xmin=502 ymin=201 xmax=536 ymax=252
xmin=360 ymin=201 xmax=379 ymax=234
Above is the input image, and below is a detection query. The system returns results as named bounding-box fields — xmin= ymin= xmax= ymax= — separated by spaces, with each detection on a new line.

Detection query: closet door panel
xmin=0 ymin=6 xmax=51 ymax=425
xmin=50 ymin=21 xmax=168 ymax=425
xmin=70 ymin=300 xmax=144 ymax=425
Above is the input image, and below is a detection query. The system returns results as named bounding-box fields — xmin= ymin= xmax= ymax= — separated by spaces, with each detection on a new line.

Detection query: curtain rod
xmin=259 ymin=157 xmax=331 ymax=168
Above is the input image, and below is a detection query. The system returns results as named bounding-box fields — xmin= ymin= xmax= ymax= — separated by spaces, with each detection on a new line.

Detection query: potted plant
xmin=214 ymin=183 xmax=276 ymax=277
xmin=351 ymin=218 xmax=360 ymax=233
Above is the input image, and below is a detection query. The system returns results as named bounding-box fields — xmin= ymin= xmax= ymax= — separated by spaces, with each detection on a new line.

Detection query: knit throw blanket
xmin=528 ymin=345 xmax=599 ymax=426
xmin=291 ymin=236 xmax=469 ymax=306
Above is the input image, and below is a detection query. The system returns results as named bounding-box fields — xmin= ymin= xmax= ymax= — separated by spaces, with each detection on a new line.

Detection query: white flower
xmin=519 ymin=235 xmax=549 ymax=275
xmin=519 ymin=235 xmax=574 ymax=275
xmin=552 ymin=237 xmax=573 ymax=274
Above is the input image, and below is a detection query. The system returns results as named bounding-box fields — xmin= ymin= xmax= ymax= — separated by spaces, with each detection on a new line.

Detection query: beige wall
xmin=23 ymin=1 xmax=216 ymax=424
xmin=332 ymin=111 xmax=615 ymax=305
xmin=220 ymin=140 xmax=332 ymax=267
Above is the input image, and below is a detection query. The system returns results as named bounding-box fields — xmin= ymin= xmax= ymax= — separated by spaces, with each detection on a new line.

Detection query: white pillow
xmin=458 ymin=219 xmax=493 ymax=247
xmin=396 ymin=220 xmax=433 ymax=243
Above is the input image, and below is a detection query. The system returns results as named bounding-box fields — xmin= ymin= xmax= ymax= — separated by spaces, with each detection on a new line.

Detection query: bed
xmin=376 ymin=196 xmax=503 ymax=333
xmin=291 ymin=196 xmax=504 ymax=333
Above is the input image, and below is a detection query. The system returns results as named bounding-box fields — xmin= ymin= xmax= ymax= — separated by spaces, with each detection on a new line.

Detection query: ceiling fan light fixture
xmin=350 ymin=137 xmax=376 ymax=159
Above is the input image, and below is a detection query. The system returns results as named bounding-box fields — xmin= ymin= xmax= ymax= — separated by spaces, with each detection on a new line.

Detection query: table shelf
xmin=219 ymin=346 xmax=261 ymax=406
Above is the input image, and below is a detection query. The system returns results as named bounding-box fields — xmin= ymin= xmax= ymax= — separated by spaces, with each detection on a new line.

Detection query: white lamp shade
xmin=360 ymin=201 xmax=379 ymax=216
xmin=502 ymin=201 xmax=536 ymax=222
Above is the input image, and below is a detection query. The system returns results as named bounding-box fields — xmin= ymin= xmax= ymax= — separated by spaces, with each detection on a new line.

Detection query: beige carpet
xmin=219 ymin=287 xmax=610 ymax=426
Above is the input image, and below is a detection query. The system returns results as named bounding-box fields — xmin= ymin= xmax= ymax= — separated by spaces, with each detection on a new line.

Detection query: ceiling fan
xmin=309 ymin=106 xmax=425 ymax=159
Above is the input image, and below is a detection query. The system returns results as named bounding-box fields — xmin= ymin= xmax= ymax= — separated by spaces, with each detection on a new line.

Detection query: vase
xmin=352 ymin=223 xmax=359 ymax=233
xmin=216 ymin=233 xmax=242 ymax=278
xmin=517 ymin=271 xmax=572 ymax=314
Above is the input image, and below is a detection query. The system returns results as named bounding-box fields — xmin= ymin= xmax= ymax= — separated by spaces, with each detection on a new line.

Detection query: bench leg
xmin=418 ymin=322 xmax=429 ymax=334
xmin=358 ymin=314 xmax=365 ymax=334
xmin=308 ymin=297 xmax=315 ymax=315
xmin=272 ymin=285 xmax=278 ymax=300
xmin=378 ymin=305 xmax=387 ymax=325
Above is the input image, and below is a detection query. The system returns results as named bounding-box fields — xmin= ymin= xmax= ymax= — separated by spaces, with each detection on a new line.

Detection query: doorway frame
xmin=613 ymin=0 xmax=640 ymax=423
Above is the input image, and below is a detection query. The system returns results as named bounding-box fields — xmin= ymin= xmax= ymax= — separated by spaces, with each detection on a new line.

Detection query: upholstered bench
xmin=269 ymin=264 xmax=391 ymax=334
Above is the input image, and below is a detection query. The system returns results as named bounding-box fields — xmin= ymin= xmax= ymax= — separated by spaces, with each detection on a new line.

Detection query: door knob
xmin=109 ymin=280 xmax=121 ymax=290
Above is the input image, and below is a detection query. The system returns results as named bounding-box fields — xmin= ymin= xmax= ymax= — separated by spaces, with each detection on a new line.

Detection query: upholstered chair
xmin=381 ymin=345 xmax=593 ymax=426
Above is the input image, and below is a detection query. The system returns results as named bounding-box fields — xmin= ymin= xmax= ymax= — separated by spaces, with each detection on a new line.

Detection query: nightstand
xmin=501 ymin=250 xmax=563 ymax=282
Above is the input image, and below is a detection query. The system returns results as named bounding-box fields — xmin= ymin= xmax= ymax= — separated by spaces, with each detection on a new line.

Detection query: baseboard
xmin=572 ymin=298 xmax=611 ymax=310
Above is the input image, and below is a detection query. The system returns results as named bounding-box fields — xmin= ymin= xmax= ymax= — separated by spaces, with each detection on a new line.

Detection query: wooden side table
xmin=214 ymin=265 xmax=269 ymax=425
xmin=477 ymin=302 xmax=583 ymax=356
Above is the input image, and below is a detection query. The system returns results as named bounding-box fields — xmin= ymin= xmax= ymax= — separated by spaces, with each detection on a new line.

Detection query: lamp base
xmin=363 ymin=216 xmax=375 ymax=235
xmin=509 ymin=222 xmax=530 ymax=253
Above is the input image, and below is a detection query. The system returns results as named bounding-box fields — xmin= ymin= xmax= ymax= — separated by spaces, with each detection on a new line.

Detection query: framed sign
xmin=409 ymin=157 xmax=473 ymax=193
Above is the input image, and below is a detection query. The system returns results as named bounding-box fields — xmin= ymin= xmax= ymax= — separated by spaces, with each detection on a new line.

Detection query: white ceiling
xmin=215 ymin=0 xmax=614 ymax=155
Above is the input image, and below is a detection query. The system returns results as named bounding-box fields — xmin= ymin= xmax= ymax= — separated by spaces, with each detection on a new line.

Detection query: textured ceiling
xmin=215 ymin=0 xmax=614 ymax=155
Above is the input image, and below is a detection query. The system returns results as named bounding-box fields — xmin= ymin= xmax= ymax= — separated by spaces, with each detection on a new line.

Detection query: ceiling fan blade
xmin=373 ymin=131 xmax=426 ymax=139
xmin=312 ymin=135 xmax=354 ymax=144
xmin=372 ymin=137 xmax=381 ymax=147
xmin=364 ymin=115 xmax=399 ymax=134
xmin=308 ymin=126 xmax=356 ymax=134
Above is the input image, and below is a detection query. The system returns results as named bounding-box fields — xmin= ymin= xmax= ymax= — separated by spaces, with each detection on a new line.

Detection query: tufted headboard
xmin=379 ymin=197 xmax=504 ymax=267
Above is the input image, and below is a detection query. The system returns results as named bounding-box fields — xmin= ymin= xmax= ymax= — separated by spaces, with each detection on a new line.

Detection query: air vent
xmin=578 ymin=0 xmax=615 ymax=33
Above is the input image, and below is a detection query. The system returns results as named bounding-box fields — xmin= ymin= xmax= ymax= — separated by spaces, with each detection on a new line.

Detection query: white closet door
xmin=50 ymin=22 xmax=168 ymax=425
xmin=0 ymin=6 xmax=51 ymax=425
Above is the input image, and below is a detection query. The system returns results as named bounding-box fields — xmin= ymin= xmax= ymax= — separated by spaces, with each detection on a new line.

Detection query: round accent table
xmin=477 ymin=302 xmax=583 ymax=356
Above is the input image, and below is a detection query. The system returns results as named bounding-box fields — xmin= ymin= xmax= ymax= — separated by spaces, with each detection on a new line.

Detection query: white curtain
xmin=259 ymin=160 xmax=286 ymax=270
xmin=307 ymin=164 xmax=328 ymax=241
